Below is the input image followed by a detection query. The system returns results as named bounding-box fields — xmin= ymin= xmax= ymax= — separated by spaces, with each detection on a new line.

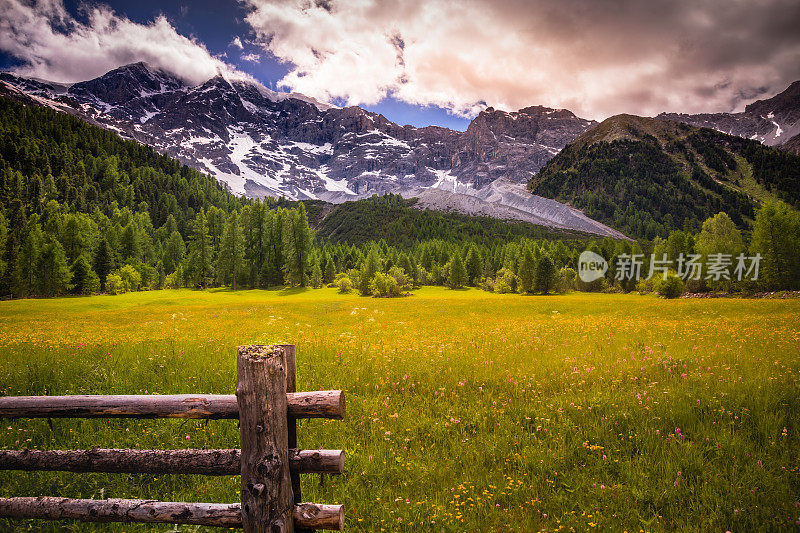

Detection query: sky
xmin=1 ymin=0 xmax=799 ymax=132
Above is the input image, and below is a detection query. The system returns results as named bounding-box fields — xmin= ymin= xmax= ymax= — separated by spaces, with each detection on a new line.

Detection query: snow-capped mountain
xmin=658 ymin=81 xmax=800 ymax=146
xmin=0 ymin=62 xmax=627 ymax=237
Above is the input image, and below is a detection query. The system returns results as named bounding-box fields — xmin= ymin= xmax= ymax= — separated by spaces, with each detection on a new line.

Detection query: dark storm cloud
xmin=1 ymin=0 xmax=798 ymax=119
xmin=241 ymin=0 xmax=800 ymax=118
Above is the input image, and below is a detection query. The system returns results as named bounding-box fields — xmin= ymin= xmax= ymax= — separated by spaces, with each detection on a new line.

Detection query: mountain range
xmin=1 ymin=63 xmax=798 ymax=239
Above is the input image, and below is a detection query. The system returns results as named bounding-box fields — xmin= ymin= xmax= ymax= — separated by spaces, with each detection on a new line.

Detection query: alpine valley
xmin=2 ymin=62 xmax=799 ymax=239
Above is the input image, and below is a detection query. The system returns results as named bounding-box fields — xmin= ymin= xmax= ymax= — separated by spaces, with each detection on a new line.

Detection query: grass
xmin=0 ymin=288 xmax=798 ymax=531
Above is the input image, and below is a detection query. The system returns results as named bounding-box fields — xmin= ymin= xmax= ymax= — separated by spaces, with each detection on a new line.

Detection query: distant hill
xmin=301 ymin=195 xmax=592 ymax=246
xmin=528 ymin=115 xmax=800 ymax=239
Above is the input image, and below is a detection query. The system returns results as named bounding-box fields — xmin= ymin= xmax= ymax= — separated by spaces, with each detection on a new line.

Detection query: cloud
xmin=241 ymin=52 xmax=261 ymax=62
xmin=241 ymin=0 xmax=800 ymax=120
xmin=0 ymin=0 xmax=243 ymax=85
xmin=230 ymin=36 xmax=244 ymax=49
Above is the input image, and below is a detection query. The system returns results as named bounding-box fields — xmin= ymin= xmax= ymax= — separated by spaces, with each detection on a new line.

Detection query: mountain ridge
xmin=659 ymin=81 xmax=800 ymax=146
xmin=0 ymin=62 xmax=623 ymax=237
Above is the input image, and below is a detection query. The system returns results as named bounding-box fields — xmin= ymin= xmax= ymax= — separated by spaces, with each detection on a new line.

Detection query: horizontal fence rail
xmin=0 ymin=448 xmax=345 ymax=476
xmin=0 ymin=391 xmax=345 ymax=420
xmin=0 ymin=497 xmax=344 ymax=530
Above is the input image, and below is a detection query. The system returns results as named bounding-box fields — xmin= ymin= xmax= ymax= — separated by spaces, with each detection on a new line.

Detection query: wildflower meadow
xmin=0 ymin=288 xmax=798 ymax=531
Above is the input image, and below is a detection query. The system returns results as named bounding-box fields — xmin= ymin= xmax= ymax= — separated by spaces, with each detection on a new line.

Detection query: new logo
xmin=578 ymin=251 xmax=608 ymax=283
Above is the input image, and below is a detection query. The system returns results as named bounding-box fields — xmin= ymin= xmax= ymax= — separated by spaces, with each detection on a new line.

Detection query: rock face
xmin=659 ymin=81 xmax=800 ymax=146
xmin=780 ymin=133 xmax=800 ymax=155
xmin=451 ymin=106 xmax=597 ymax=189
xmin=0 ymin=62 xmax=617 ymax=233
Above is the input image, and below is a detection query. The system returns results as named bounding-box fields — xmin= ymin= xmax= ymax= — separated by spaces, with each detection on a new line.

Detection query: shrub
xmin=684 ymin=277 xmax=708 ymax=294
xmin=479 ymin=277 xmax=495 ymax=292
xmin=336 ymin=276 xmax=353 ymax=294
xmin=635 ymin=277 xmax=654 ymax=294
xmin=388 ymin=266 xmax=412 ymax=292
xmin=117 ymin=264 xmax=142 ymax=292
xmin=106 ymin=273 xmax=125 ymax=295
xmin=555 ymin=267 xmax=576 ymax=294
xmin=494 ymin=268 xmax=519 ymax=293
xmin=415 ymin=266 xmax=433 ymax=286
xmin=370 ymin=272 xmax=400 ymax=297
xmin=655 ymin=273 xmax=685 ymax=298
xmin=495 ymin=279 xmax=514 ymax=294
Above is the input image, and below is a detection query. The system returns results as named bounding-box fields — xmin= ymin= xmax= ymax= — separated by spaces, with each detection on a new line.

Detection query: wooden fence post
xmin=281 ymin=345 xmax=314 ymax=533
xmin=237 ymin=345 xmax=294 ymax=533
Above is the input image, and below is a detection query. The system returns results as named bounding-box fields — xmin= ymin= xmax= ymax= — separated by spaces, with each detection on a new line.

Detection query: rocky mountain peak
xmin=744 ymin=80 xmax=800 ymax=114
xmin=659 ymin=79 xmax=800 ymax=146
xmin=68 ymin=62 xmax=184 ymax=107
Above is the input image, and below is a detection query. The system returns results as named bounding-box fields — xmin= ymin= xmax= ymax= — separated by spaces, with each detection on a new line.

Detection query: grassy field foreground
xmin=0 ymin=288 xmax=798 ymax=531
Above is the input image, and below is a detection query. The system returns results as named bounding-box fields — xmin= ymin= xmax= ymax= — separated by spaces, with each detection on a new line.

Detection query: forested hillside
xmin=529 ymin=115 xmax=800 ymax=239
xmin=305 ymin=195 xmax=585 ymax=246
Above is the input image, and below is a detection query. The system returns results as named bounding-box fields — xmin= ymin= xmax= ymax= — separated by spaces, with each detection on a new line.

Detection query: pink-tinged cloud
xmin=241 ymin=0 xmax=800 ymax=120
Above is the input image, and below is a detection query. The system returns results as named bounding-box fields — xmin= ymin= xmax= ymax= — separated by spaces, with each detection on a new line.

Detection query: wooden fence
xmin=0 ymin=344 xmax=345 ymax=531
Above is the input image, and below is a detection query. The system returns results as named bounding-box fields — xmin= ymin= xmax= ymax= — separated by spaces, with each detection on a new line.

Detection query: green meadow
xmin=0 ymin=289 xmax=798 ymax=531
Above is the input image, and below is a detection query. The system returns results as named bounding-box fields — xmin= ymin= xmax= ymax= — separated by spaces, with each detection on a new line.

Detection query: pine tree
xmin=310 ymin=260 xmax=324 ymax=288
xmin=163 ymin=230 xmax=186 ymax=274
xmin=94 ymin=237 xmax=113 ymax=292
xmin=749 ymin=200 xmax=800 ymax=290
xmin=465 ymin=246 xmax=482 ymax=286
xmin=399 ymin=253 xmax=415 ymax=285
xmin=264 ymin=209 xmax=285 ymax=286
xmin=518 ymin=247 xmax=535 ymax=293
xmin=696 ymin=212 xmax=744 ymax=291
xmin=37 ymin=235 xmax=72 ymax=296
xmin=359 ymin=248 xmax=380 ymax=296
xmin=120 ymin=223 xmax=142 ymax=263
xmin=190 ymin=208 xmax=213 ymax=289
xmin=282 ymin=203 xmax=312 ymax=287
xmin=448 ymin=251 xmax=467 ymax=289
xmin=13 ymin=222 xmax=43 ymax=297
xmin=534 ymin=253 xmax=557 ymax=294
xmin=70 ymin=253 xmax=99 ymax=295
xmin=323 ymin=252 xmax=335 ymax=284
xmin=217 ymin=211 xmax=243 ymax=290
xmin=0 ymin=211 xmax=7 ymax=278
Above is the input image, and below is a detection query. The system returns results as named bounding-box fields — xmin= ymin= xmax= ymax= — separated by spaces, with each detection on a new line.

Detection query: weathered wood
xmin=289 ymin=449 xmax=345 ymax=475
xmin=0 ymin=391 xmax=344 ymax=420
xmin=0 ymin=497 xmax=241 ymax=527
xmin=237 ymin=344 xmax=294 ymax=533
xmin=0 ymin=498 xmax=344 ymax=530
xmin=283 ymin=345 xmax=312 ymax=533
xmin=288 ymin=391 xmax=345 ymax=420
xmin=294 ymin=503 xmax=345 ymax=531
xmin=0 ymin=448 xmax=344 ymax=475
